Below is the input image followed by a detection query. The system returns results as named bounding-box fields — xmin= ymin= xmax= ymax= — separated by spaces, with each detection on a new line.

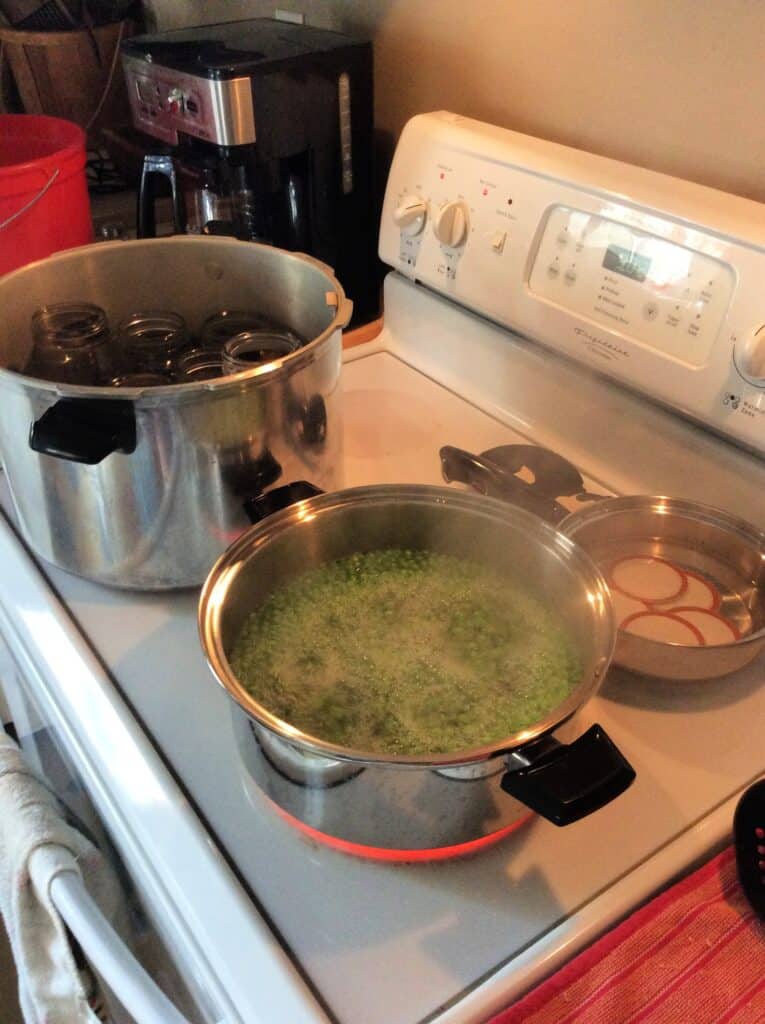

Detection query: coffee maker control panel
xmin=122 ymin=55 xmax=256 ymax=147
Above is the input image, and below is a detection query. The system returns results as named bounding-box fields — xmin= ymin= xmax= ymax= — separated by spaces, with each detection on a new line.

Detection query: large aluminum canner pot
xmin=0 ymin=237 xmax=351 ymax=588
xmin=199 ymin=485 xmax=636 ymax=854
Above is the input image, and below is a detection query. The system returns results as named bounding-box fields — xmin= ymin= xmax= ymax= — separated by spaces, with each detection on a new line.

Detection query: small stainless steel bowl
xmin=559 ymin=495 xmax=765 ymax=680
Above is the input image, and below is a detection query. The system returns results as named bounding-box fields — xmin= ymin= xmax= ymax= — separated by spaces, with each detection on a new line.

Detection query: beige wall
xmin=145 ymin=0 xmax=765 ymax=202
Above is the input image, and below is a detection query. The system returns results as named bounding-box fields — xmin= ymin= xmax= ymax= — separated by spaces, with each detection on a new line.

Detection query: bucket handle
xmin=0 ymin=168 xmax=60 ymax=233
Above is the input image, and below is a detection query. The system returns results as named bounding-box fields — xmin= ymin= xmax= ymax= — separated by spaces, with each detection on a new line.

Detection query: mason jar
xmin=176 ymin=348 xmax=224 ymax=382
xmin=199 ymin=309 xmax=273 ymax=351
xmin=117 ymin=310 xmax=189 ymax=377
xmin=221 ymin=330 xmax=300 ymax=374
xmin=30 ymin=302 xmax=113 ymax=385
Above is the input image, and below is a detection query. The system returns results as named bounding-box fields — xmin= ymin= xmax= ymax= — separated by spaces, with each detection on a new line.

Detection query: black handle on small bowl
xmin=500 ymin=724 xmax=635 ymax=826
xmin=440 ymin=445 xmax=570 ymax=524
xmin=30 ymin=399 xmax=136 ymax=464
xmin=137 ymin=154 xmax=186 ymax=238
xmin=244 ymin=481 xmax=324 ymax=524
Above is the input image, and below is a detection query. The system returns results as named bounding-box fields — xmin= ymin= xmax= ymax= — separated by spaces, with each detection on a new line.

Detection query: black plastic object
xmin=291 ymin=394 xmax=327 ymax=448
xmin=137 ymin=154 xmax=186 ymax=239
xmin=244 ymin=481 xmax=323 ymax=524
xmin=30 ymin=398 xmax=136 ymax=464
xmin=733 ymin=778 xmax=765 ymax=918
xmin=440 ymin=445 xmax=571 ymax=524
xmin=483 ymin=445 xmax=586 ymax=497
xmin=225 ymin=447 xmax=282 ymax=500
xmin=500 ymin=724 xmax=636 ymax=826
xmin=441 ymin=443 xmax=608 ymax=518
xmin=484 ymin=445 xmax=607 ymax=504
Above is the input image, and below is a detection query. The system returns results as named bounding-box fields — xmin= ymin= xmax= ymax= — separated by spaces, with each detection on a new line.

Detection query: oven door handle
xmin=46 ymin=865 xmax=200 ymax=1024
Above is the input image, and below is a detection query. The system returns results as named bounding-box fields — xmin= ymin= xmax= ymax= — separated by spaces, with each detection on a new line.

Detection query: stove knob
xmin=393 ymin=195 xmax=427 ymax=236
xmin=734 ymin=326 xmax=765 ymax=386
xmin=433 ymin=201 xmax=469 ymax=248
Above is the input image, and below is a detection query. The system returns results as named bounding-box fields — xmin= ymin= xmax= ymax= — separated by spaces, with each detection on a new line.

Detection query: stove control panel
xmin=527 ymin=206 xmax=734 ymax=368
xmin=379 ymin=112 xmax=765 ymax=454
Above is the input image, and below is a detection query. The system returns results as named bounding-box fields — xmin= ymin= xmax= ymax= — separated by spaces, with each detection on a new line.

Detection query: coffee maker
xmin=121 ymin=18 xmax=378 ymax=320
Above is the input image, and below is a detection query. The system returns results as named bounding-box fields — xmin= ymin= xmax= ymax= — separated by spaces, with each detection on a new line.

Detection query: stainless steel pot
xmin=0 ymin=237 xmax=351 ymax=588
xmin=559 ymin=496 xmax=765 ymax=680
xmin=440 ymin=446 xmax=765 ymax=680
xmin=198 ymin=485 xmax=635 ymax=852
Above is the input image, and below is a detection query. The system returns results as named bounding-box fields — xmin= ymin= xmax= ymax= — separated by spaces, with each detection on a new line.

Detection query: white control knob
xmin=393 ymin=195 xmax=427 ymax=236
xmin=433 ymin=201 xmax=469 ymax=248
xmin=734 ymin=326 xmax=765 ymax=385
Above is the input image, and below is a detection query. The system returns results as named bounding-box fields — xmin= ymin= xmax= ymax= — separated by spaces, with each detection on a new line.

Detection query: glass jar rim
xmin=32 ymin=302 xmax=109 ymax=348
xmin=223 ymin=329 xmax=299 ymax=358
xmin=118 ymin=311 xmax=188 ymax=349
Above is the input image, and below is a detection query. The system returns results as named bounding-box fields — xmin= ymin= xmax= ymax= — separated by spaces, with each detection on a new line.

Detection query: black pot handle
xmin=500 ymin=723 xmax=635 ymax=826
xmin=244 ymin=481 xmax=324 ymax=524
xmin=440 ymin=445 xmax=570 ymax=524
xmin=137 ymin=154 xmax=186 ymax=238
xmin=30 ymin=399 xmax=136 ymax=464
xmin=291 ymin=394 xmax=328 ymax=449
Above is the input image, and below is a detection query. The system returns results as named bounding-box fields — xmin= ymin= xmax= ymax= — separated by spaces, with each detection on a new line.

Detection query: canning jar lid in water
xmin=117 ymin=310 xmax=188 ymax=377
xmin=222 ymin=330 xmax=300 ymax=374
xmin=29 ymin=302 xmax=113 ymax=385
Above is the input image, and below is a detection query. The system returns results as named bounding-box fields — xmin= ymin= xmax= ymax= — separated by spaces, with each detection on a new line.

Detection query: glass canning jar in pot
xmin=117 ymin=310 xmax=188 ymax=378
xmin=30 ymin=302 xmax=113 ymax=385
xmin=222 ymin=330 xmax=301 ymax=374
xmin=200 ymin=309 xmax=273 ymax=351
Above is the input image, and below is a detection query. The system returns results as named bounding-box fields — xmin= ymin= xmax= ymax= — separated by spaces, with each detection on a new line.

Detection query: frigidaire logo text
xmin=573 ymin=327 xmax=629 ymax=359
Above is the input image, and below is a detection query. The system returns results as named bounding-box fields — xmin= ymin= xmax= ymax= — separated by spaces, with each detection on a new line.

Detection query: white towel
xmin=0 ymin=727 xmax=118 ymax=1024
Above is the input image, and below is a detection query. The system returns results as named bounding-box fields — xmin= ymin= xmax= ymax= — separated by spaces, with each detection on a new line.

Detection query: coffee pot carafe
xmin=137 ymin=152 xmax=257 ymax=240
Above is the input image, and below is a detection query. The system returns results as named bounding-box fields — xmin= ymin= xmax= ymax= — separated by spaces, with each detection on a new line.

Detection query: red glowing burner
xmin=269 ymin=799 xmax=533 ymax=863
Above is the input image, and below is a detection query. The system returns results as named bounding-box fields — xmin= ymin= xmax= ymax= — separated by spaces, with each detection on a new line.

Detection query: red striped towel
xmin=489 ymin=847 xmax=765 ymax=1024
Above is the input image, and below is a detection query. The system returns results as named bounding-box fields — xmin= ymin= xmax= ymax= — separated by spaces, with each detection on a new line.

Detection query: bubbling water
xmin=230 ymin=549 xmax=581 ymax=756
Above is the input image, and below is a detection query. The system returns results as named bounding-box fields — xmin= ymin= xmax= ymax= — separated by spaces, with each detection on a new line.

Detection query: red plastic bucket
xmin=0 ymin=114 xmax=92 ymax=277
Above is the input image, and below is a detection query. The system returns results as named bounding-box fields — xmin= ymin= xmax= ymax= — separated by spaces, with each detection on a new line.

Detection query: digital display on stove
xmin=602 ymin=244 xmax=651 ymax=282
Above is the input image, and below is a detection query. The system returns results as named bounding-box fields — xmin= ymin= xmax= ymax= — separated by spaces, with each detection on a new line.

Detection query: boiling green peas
xmin=230 ymin=549 xmax=580 ymax=756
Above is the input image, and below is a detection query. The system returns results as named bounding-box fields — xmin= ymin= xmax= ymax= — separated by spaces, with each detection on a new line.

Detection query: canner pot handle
xmin=29 ymin=398 xmax=137 ymax=464
xmin=500 ymin=724 xmax=636 ymax=826
xmin=243 ymin=481 xmax=324 ymax=524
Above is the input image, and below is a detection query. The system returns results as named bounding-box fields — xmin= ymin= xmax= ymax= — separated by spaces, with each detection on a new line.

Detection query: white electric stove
xmin=2 ymin=113 xmax=765 ymax=1024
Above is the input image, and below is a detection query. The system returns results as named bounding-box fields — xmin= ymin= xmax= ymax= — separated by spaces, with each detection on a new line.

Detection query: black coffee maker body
xmin=122 ymin=19 xmax=378 ymax=320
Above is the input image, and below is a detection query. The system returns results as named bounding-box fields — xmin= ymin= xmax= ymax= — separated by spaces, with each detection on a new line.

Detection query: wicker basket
xmin=0 ymin=19 xmax=133 ymax=141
